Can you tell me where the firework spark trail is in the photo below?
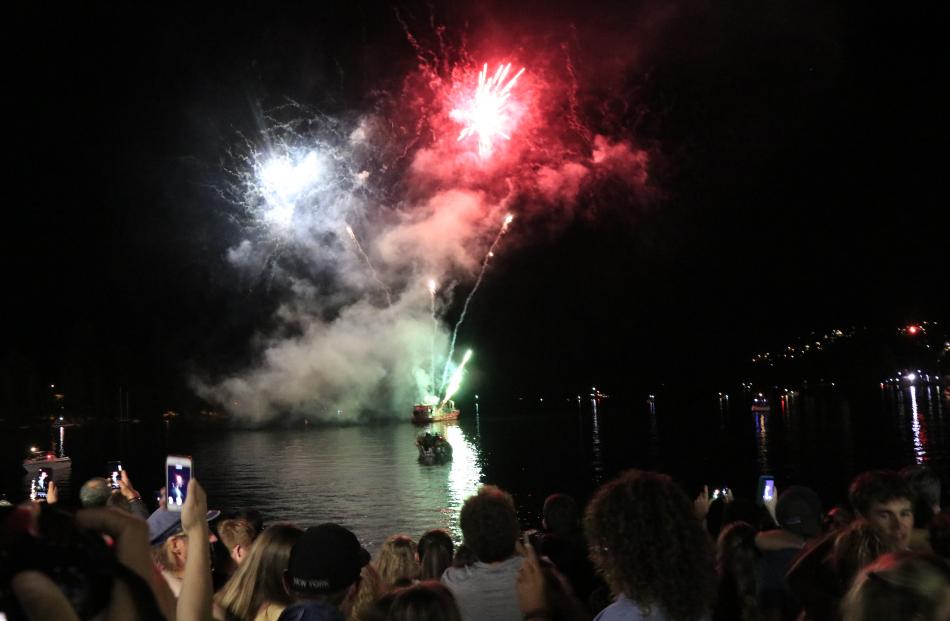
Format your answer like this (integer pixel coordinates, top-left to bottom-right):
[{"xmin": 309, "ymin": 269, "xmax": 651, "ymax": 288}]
[
  {"xmin": 439, "ymin": 214, "xmax": 514, "ymax": 391},
  {"xmin": 346, "ymin": 224, "xmax": 393, "ymax": 306},
  {"xmin": 451, "ymin": 63, "xmax": 526, "ymax": 158},
  {"xmin": 428, "ymin": 279, "xmax": 438, "ymax": 394},
  {"xmin": 562, "ymin": 39, "xmax": 593, "ymax": 146},
  {"xmin": 441, "ymin": 349, "xmax": 473, "ymax": 407}
]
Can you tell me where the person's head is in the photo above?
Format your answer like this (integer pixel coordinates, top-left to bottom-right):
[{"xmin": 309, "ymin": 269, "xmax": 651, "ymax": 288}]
[
  {"xmin": 584, "ymin": 470, "xmax": 716, "ymax": 621},
  {"xmin": 823, "ymin": 505, "xmax": 854, "ymax": 533},
  {"xmin": 285, "ymin": 523, "xmax": 371, "ymax": 606},
  {"xmin": 458, "ymin": 485, "xmax": 520, "ymax": 563},
  {"xmin": 105, "ymin": 490, "xmax": 131, "ymax": 513},
  {"xmin": 842, "ymin": 552, "xmax": 950, "ymax": 621},
  {"xmin": 216, "ymin": 523, "xmax": 303, "ymax": 621},
  {"xmin": 234, "ymin": 508, "xmax": 265, "ymax": 534},
  {"xmin": 374, "ymin": 535, "xmax": 420, "ymax": 590},
  {"xmin": 775, "ymin": 485, "xmax": 823, "ymax": 538},
  {"xmin": 542, "ymin": 493, "xmax": 580, "ymax": 536},
  {"xmin": 831, "ymin": 519, "xmax": 901, "ymax": 587},
  {"xmin": 344, "ymin": 563, "xmax": 383, "ymax": 621},
  {"xmin": 715, "ymin": 522, "xmax": 760, "ymax": 621},
  {"xmin": 79, "ymin": 478, "xmax": 112, "ymax": 508},
  {"xmin": 147, "ymin": 508, "xmax": 221, "ymax": 576},
  {"xmin": 929, "ymin": 511, "xmax": 950, "ymax": 561},
  {"xmin": 716, "ymin": 521, "xmax": 758, "ymax": 576},
  {"xmin": 451, "ymin": 544, "xmax": 477, "ymax": 568},
  {"xmin": 848, "ymin": 470, "xmax": 915, "ymax": 548},
  {"xmin": 385, "ymin": 581, "xmax": 462, "ymax": 621},
  {"xmin": 901, "ymin": 465, "xmax": 942, "ymax": 529},
  {"xmin": 218, "ymin": 517, "xmax": 258, "ymax": 565},
  {"xmin": 417, "ymin": 529, "xmax": 454, "ymax": 581}
]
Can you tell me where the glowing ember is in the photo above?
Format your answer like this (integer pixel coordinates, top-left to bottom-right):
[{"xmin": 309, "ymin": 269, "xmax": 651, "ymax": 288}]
[{"xmin": 451, "ymin": 63, "xmax": 526, "ymax": 158}]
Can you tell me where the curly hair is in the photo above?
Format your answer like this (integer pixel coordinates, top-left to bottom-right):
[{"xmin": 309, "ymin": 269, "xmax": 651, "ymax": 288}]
[
  {"xmin": 459, "ymin": 485, "xmax": 520, "ymax": 563},
  {"xmin": 374, "ymin": 535, "xmax": 420, "ymax": 590},
  {"xmin": 584, "ymin": 470, "xmax": 716, "ymax": 621}
]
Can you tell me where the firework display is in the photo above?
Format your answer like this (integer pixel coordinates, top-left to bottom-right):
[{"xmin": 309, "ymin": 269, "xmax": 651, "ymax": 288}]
[{"xmin": 197, "ymin": 22, "xmax": 651, "ymax": 423}]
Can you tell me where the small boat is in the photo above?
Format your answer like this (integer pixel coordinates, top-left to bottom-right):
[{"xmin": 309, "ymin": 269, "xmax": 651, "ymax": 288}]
[
  {"xmin": 751, "ymin": 393, "xmax": 770, "ymax": 413},
  {"xmin": 22, "ymin": 448, "xmax": 72, "ymax": 472},
  {"xmin": 416, "ymin": 432, "xmax": 453, "ymax": 464},
  {"xmin": 412, "ymin": 401, "xmax": 460, "ymax": 424}
]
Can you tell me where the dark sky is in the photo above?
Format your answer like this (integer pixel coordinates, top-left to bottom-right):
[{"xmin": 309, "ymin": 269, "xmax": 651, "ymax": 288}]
[{"xmin": 3, "ymin": 2, "xmax": 946, "ymax": 416}]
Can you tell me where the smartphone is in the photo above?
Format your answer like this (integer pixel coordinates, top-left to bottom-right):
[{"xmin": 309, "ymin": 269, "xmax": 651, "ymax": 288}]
[
  {"xmin": 107, "ymin": 461, "xmax": 123, "ymax": 490},
  {"xmin": 757, "ymin": 475, "xmax": 775, "ymax": 505},
  {"xmin": 31, "ymin": 467, "xmax": 53, "ymax": 502},
  {"xmin": 165, "ymin": 455, "xmax": 193, "ymax": 512}
]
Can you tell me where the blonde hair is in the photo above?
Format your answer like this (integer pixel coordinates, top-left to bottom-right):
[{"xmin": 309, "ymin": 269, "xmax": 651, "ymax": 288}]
[
  {"xmin": 218, "ymin": 518, "xmax": 257, "ymax": 552},
  {"xmin": 374, "ymin": 535, "xmax": 420, "ymax": 591},
  {"xmin": 842, "ymin": 552, "xmax": 950, "ymax": 621},
  {"xmin": 215, "ymin": 524, "xmax": 302, "ymax": 621},
  {"xmin": 345, "ymin": 564, "xmax": 384, "ymax": 621},
  {"xmin": 832, "ymin": 519, "xmax": 899, "ymax": 586},
  {"xmin": 152, "ymin": 534, "xmax": 186, "ymax": 573}
]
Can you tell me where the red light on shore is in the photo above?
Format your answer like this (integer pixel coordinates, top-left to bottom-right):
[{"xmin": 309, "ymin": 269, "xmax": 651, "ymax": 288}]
[{"xmin": 907, "ymin": 325, "xmax": 919, "ymax": 335}]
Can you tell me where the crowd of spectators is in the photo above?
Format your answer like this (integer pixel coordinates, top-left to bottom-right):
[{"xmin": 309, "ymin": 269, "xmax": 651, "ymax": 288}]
[{"xmin": 2, "ymin": 462, "xmax": 949, "ymax": 621}]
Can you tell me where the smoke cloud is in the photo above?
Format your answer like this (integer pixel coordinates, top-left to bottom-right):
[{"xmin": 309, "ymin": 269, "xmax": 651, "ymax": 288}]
[{"xmin": 193, "ymin": 18, "xmax": 655, "ymax": 425}]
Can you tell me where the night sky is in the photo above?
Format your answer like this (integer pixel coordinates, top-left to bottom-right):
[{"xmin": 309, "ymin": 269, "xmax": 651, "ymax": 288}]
[{"xmin": 4, "ymin": 2, "xmax": 946, "ymax": 419}]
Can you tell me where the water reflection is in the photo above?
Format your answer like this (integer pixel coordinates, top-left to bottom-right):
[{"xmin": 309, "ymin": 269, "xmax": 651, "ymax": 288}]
[
  {"xmin": 444, "ymin": 425, "xmax": 483, "ymax": 522},
  {"xmin": 754, "ymin": 413, "xmax": 770, "ymax": 473},
  {"xmin": 591, "ymin": 399, "xmax": 605, "ymax": 484},
  {"xmin": 909, "ymin": 386, "xmax": 929, "ymax": 464},
  {"xmin": 647, "ymin": 394, "xmax": 659, "ymax": 464},
  {"xmin": 178, "ymin": 421, "xmax": 487, "ymax": 553}
]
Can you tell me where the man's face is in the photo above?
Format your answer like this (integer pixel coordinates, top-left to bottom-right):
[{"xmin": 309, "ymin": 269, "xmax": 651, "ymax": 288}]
[{"xmin": 866, "ymin": 498, "xmax": 914, "ymax": 548}]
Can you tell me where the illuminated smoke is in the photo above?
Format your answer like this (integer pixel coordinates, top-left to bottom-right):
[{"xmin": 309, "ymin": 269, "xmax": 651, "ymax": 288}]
[
  {"xmin": 196, "ymin": 21, "xmax": 653, "ymax": 425},
  {"xmin": 346, "ymin": 224, "xmax": 393, "ymax": 306}
]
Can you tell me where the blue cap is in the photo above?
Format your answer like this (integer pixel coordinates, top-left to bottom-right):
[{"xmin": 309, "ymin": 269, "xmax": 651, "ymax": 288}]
[{"xmin": 147, "ymin": 508, "xmax": 221, "ymax": 546}]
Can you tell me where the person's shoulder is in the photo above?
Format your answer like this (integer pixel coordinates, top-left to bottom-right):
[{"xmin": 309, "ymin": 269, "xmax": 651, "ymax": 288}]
[
  {"xmin": 277, "ymin": 601, "xmax": 344, "ymax": 621},
  {"xmin": 593, "ymin": 596, "xmax": 648, "ymax": 621},
  {"xmin": 594, "ymin": 596, "xmax": 683, "ymax": 621},
  {"xmin": 441, "ymin": 563, "xmax": 474, "ymax": 586}
]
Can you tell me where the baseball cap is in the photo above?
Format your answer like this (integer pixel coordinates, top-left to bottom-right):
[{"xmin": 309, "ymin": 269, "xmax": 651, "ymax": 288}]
[
  {"xmin": 147, "ymin": 507, "xmax": 221, "ymax": 546},
  {"xmin": 286, "ymin": 523, "xmax": 370, "ymax": 595},
  {"xmin": 776, "ymin": 485, "xmax": 823, "ymax": 537}
]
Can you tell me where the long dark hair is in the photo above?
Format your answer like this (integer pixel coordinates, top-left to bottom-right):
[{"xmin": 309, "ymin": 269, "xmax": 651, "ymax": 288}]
[
  {"xmin": 418, "ymin": 530, "xmax": 454, "ymax": 580},
  {"xmin": 715, "ymin": 522, "xmax": 761, "ymax": 621}
]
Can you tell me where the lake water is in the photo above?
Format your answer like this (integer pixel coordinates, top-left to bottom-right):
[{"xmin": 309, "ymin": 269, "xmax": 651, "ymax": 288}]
[{"xmin": 2, "ymin": 381, "xmax": 946, "ymax": 554}]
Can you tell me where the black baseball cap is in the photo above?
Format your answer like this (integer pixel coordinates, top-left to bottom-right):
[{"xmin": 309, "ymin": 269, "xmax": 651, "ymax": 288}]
[{"xmin": 286, "ymin": 523, "xmax": 370, "ymax": 595}]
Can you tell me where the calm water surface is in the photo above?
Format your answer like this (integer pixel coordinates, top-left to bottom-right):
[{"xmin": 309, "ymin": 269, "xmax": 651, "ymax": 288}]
[{"xmin": 3, "ymin": 382, "xmax": 946, "ymax": 554}]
